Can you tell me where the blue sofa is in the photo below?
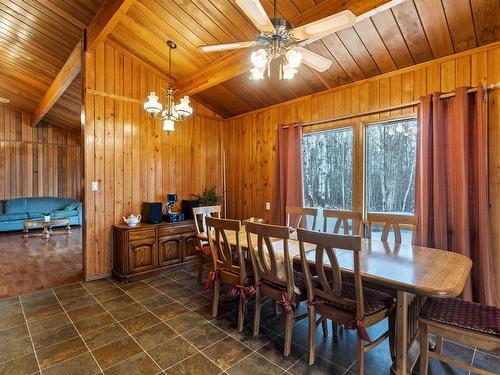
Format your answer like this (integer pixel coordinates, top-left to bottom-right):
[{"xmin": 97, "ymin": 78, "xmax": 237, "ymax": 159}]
[{"xmin": 0, "ymin": 197, "xmax": 82, "ymax": 232}]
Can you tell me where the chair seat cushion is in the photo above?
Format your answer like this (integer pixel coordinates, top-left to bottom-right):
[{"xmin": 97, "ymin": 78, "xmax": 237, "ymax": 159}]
[
  {"xmin": 315, "ymin": 282, "xmax": 394, "ymax": 316},
  {"xmin": 420, "ymin": 297, "xmax": 500, "ymax": 337}
]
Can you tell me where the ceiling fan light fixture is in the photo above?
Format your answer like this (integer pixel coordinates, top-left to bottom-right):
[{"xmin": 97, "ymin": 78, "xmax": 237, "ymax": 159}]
[
  {"xmin": 285, "ymin": 49, "xmax": 302, "ymax": 68},
  {"xmin": 250, "ymin": 66, "xmax": 266, "ymax": 80},
  {"xmin": 282, "ymin": 64, "xmax": 297, "ymax": 80},
  {"xmin": 236, "ymin": 0, "xmax": 275, "ymax": 32},
  {"xmin": 251, "ymin": 49, "xmax": 268, "ymax": 69}
]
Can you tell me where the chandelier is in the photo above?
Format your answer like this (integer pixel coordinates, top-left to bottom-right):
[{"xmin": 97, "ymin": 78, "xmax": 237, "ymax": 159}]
[{"xmin": 143, "ymin": 41, "xmax": 193, "ymax": 131}]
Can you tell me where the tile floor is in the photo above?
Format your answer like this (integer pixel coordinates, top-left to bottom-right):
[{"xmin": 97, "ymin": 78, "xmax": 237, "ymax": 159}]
[{"xmin": 0, "ymin": 264, "xmax": 499, "ymax": 375}]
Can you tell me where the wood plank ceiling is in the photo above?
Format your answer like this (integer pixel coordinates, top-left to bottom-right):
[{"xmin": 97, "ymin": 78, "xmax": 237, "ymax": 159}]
[
  {"xmin": 0, "ymin": 0, "xmax": 499, "ymax": 128},
  {"xmin": 108, "ymin": 0, "xmax": 500, "ymax": 118},
  {"xmin": 0, "ymin": 0, "xmax": 103, "ymax": 130}
]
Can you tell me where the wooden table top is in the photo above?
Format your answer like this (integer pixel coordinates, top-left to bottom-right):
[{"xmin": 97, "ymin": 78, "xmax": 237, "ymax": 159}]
[
  {"xmin": 199, "ymin": 229, "xmax": 472, "ymax": 298},
  {"xmin": 24, "ymin": 218, "xmax": 69, "ymax": 227}
]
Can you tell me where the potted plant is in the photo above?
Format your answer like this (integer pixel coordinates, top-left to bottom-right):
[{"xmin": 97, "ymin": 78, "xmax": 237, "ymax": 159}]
[
  {"xmin": 192, "ymin": 186, "xmax": 223, "ymax": 206},
  {"xmin": 42, "ymin": 212, "xmax": 51, "ymax": 222}
]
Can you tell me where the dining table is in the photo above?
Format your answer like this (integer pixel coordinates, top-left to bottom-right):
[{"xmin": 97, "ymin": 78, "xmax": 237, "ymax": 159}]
[{"xmin": 198, "ymin": 227, "xmax": 472, "ymax": 375}]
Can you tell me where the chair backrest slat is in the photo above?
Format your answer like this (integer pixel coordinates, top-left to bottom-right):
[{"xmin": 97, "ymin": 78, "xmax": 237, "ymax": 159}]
[
  {"xmin": 323, "ymin": 209, "xmax": 362, "ymax": 236},
  {"xmin": 286, "ymin": 206, "xmax": 319, "ymax": 230},
  {"xmin": 206, "ymin": 216, "xmax": 244, "ymax": 280},
  {"xmin": 193, "ymin": 205, "xmax": 221, "ymax": 235},
  {"xmin": 297, "ymin": 229, "xmax": 363, "ymax": 319},
  {"xmin": 244, "ymin": 221, "xmax": 294, "ymax": 293},
  {"xmin": 364, "ymin": 213, "xmax": 417, "ymax": 244}
]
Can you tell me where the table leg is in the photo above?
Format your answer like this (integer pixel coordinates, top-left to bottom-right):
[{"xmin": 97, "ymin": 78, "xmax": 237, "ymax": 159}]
[
  {"xmin": 66, "ymin": 223, "xmax": 71, "ymax": 236},
  {"xmin": 395, "ymin": 290, "xmax": 409, "ymax": 375},
  {"xmin": 43, "ymin": 226, "xmax": 50, "ymax": 239},
  {"xmin": 22, "ymin": 226, "xmax": 28, "ymax": 238}
]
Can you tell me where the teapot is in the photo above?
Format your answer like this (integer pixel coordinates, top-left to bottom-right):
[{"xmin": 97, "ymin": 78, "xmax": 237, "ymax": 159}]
[{"xmin": 123, "ymin": 214, "xmax": 141, "ymax": 227}]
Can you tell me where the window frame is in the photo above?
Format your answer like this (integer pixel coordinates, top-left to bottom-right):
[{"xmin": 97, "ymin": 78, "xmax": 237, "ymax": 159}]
[{"xmin": 302, "ymin": 114, "xmax": 418, "ymax": 230}]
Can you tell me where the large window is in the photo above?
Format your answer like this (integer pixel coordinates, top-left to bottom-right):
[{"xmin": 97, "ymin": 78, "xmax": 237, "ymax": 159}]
[
  {"xmin": 366, "ymin": 119, "xmax": 417, "ymax": 214},
  {"xmin": 302, "ymin": 127, "xmax": 353, "ymax": 210},
  {"xmin": 301, "ymin": 117, "xmax": 417, "ymax": 243}
]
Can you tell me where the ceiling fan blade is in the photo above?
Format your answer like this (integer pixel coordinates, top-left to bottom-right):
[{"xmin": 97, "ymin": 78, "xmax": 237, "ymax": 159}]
[
  {"xmin": 293, "ymin": 10, "xmax": 356, "ymax": 41},
  {"xmin": 198, "ymin": 41, "xmax": 256, "ymax": 53},
  {"xmin": 293, "ymin": 47, "xmax": 332, "ymax": 72},
  {"xmin": 236, "ymin": 0, "xmax": 275, "ymax": 33},
  {"xmin": 0, "ymin": 97, "xmax": 9, "ymax": 103}
]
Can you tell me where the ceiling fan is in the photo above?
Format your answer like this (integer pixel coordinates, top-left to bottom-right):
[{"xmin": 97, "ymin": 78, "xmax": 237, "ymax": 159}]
[
  {"xmin": 0, "ymin": 97, "xmax": 9, "ymax": 104},
  {"xmin": 198, "ymin": 0, "xmax": 357, "ymax": 80}
]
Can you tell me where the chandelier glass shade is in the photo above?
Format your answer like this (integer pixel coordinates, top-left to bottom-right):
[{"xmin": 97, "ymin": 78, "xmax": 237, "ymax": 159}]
[{"xmin": 143, "ymin": 41, "xmax": 192, "ymax": 131}]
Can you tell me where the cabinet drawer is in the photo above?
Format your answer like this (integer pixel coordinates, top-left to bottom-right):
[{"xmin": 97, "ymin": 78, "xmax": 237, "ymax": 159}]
[
  {"xmin": 129, "ymin": 229, "xmax": 156, "ymax": 242},
  {"xmin": 159, "ymin": 225, "xmax": 193, "ymax": 237}
]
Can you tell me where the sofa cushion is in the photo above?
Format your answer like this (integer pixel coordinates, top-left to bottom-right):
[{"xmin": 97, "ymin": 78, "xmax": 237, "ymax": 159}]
[
  {"xmin": 0, "ymin": 213, "xmax": 27, "ymax": 222},
  {"xmin": 53, "ymin": 210, "xmax": 79, "ymax": 218},
  {"xmin": 64, "ymin": 202, "xmax": 81, "ymax": 211},
  {"xmin": 26, "ymin": 197, "xmax": 78, "ymax": 213},
  {"xmin": 28, "ymin": 212, "xmax": 46, "ymax": 219},
  {"xmin": 5, "ymin": 199, "xmax": 27, "ymax": 214}
]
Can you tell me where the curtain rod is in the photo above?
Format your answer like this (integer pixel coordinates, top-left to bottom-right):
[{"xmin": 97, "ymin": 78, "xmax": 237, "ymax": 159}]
[{"xmin": 282, "ymin": 83, "xmax": 500, "ymax": 129}]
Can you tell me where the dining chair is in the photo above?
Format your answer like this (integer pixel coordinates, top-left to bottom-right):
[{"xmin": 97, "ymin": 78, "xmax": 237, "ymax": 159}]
[
  {"xmin": 419, "ymin": 297, "xmax": 500, "ymax": 375},
  {"xmin": 363, "ymin": 213, "xmax": 418, "ymax": 244},
  {"xmin": 286, "ymin": 206, "xmax": 319, "ymax": 230},
  {"xmin": 193, "ymin": 205, "xmax": 221, "ymax": 284},
  {"xmin": 205, "ymin": 216, "xmax": 251, "ymax": 332},
  {"xmin": 297, "ymin": 229, "xmax": 395, "ymax": 373},
  {"xmin": 323, "ymin": 209, "xmax": 362, "ymax": 235},
  {"xmin": 244, "ymin": 220, "xmax": 311, "ymax": 356}
]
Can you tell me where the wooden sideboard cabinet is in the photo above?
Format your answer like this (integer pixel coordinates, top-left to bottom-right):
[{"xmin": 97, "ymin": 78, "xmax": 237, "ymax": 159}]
[{"xmin": 113, "ymin": 220, "xmax": 197, "ymax": 281}]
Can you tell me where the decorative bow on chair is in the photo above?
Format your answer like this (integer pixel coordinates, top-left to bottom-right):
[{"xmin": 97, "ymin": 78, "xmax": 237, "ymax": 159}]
[{"xmin": 231, "ymin": 284, "xmax": 256, "ymax": 315}]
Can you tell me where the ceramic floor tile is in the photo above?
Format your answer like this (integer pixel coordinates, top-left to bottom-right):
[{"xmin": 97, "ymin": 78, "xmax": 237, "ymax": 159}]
[
  {"xmin": 92, "ymin": 336, "xmax": 142, "ymax": 370},
  {"xmin": 140, "ymin": 294, "xmax": 173, "ymax": 310},
  {"xmin": 165, "ymin": 311, "xmax": 207, "ymax": 334},
  {"xmin": 0, "ymin": 323, "xmax": 29, "ymax": 345},
  {"xmin": 127, "ymin": 286, "xmax": 164, "ymax": 301},
  {"xmin": 0, "ymin": 312, "xmax": 25, "ymax": 331},
  {"xmin": 108, "ymin": 302, "xmax": 147, "ymax": 321},
  {"xmin": 93, "ymin": 288, "xmax": 126, "ymax": 303},
  {"xmin": 165, "ymin": 353, "xmax": 222, "ymax": 375},
  {"xmin": 147, "ymin": 336, "xmax": 197, "ymax": 370},
  {"xmin": 288, "ymin": 355, "xmax": 345, "ymax": 375},
  {"xmin": 152, "ymin": 303, "xmax": 188, "ymax": 321},
  {"xmin": 104, "ymin": 351, "xmax": 161, "ymax": 375},
  {"xmin": 36, "ymin": 336, "xmax": 88, "ymax": 369},
  {"xmin": 121, "ymin": 312, "xmax": 161, "ymax": 335},
  {"xmin": 181, "ymin": 322, "xmax": 228, "ymax": 350},
  {"xmin": 24, "ymin": 303, "xmax": 63, "ymax": 322},
  {"xmin": 73, "ymin": 312, "xmax": 116, "ymax": 334},
  {"xmin": 227, "ymin": 352, "xmax": 283, "ymax": 375},
  {"xmin": 101, "ymin": 295, "xmax": 135, "ymax": 311},
  {"xmin": 257, "ymin": 337, "xmax": 307, "ymax": 370},
  {"xmin": 31, "ymin": 324, "xmax": 79, "ymax": 350},
  {"xmin": 202, "ymin": 336, "xmax": 252, "ymax": 370},
  {"xmin": 60, "ymin": 294, "xmax": 97, "ymax": 312},
  {"xmin": 0, "ymin": 337, "xmax": 34, "ymax": 364},
  {"xmin": 82, "ymin": 323, "xmax": 128, "ymax": 350},
  {"xmin": 67, "ymin": 302, "xmax": 106, "ymax": 322},
  {"xmin": 232, "ymin": 326, "xmax": 277, "ymax": 351},
  {"xmin": 28, "ymin": 313, "xmax": 71, "ymax": 335},
  {"xmin": 42, "ymin": 352, "xmax": 101, "ymax": 375},
  {"xmin": 132, "ymin": 323, "xmax": 177, "ymax": 350},
  {"xmin": 0, "ymin": 353, "xmax": 39, "ymax": 375}
]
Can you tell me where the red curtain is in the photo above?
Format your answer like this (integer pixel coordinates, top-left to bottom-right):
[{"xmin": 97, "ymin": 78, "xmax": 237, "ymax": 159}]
[
  {"xmin": 414, "ymin": 86, "xmax": 497, "ymax": 306},
  {"xmin": 271, "ymin": 123, "xmax": 304, "ymax": 225}
]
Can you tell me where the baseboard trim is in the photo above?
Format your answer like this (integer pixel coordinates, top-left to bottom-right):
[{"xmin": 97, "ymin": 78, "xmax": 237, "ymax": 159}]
[{"xmin": 84, "ymin": 272, "xmax": 111, "ymax": 281}]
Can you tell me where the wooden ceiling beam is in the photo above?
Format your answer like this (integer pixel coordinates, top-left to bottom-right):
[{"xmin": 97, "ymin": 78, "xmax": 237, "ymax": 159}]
[
  {"xmin": 86, "ymin": 0, "xmax": 136, "ymax": 51},
  {"xmin": 31, "ymin": 40, "xmax": 82, "ymax": 127},
  {"xmin": 31, "ymin": 0, "xmax": 135, "ymax": 127},
  {"xmin": 175, "ymin": 0, "xmax": 390, "ymax": 97}
]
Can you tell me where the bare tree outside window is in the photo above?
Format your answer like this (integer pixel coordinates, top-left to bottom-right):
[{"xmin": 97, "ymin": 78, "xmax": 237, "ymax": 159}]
[
  {"xmin": 366, "ymin": 119, "xmax": 417, "ymax": 214},
  {"xmin": 302, "ymin": 127, "xmax": 353, "ymax": 210}
]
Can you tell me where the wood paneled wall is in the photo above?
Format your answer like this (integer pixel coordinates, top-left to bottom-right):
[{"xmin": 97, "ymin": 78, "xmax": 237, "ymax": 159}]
[
  {"xmin": 83, "ymin": 41, "xmax": 225, "ymax": 278},
  {"xmin": 224, "ymin": 42, "xmax": 500, "ymax": 304},
  {"xmin": 0, "ymin": 104, "xmax": 82, "ymax": 201}
]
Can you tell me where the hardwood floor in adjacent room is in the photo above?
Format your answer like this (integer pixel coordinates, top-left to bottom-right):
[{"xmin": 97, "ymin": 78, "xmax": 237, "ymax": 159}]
[{"xmin": 0, "ymin": 228, "xmax": 83, "ymax": 298}]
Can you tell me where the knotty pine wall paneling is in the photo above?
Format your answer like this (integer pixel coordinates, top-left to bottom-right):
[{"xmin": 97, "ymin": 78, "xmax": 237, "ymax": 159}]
[
  {"xmin": 224, "ymin": 43, "xmax": 500, "ymax": 305},
  {"xmin": 0, "ymin": 104, "xmax": 81, "ymax": 201},
  {"xmin": 83, "ymin": 41, "xmax": 224, "ymax": 279}
]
